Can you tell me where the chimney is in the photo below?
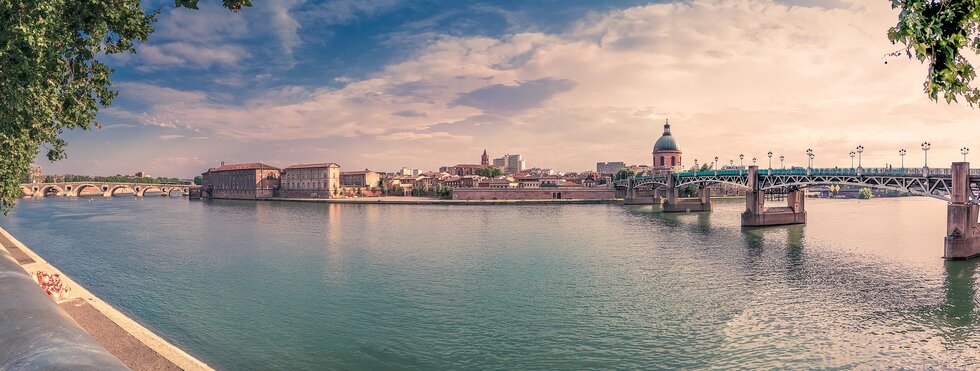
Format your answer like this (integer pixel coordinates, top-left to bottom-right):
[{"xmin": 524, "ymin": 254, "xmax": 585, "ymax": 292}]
[{"xmin": 220, "ymin": 161, "xmax": 225, "ymax": 167}]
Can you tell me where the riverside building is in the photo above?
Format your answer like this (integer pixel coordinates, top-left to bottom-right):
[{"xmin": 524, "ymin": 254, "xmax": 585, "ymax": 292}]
[
  {"xmin": 280, "ymin": 163, "xmax": 340, "ymax": 199},
  {"xmin": 201, "ymin": 162, "xmax": 280, "ymax": 199}
]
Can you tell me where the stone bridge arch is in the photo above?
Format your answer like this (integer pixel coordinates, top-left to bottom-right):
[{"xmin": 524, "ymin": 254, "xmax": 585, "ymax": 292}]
[
  {"xmin": 70, "ymin": 183, "xmax": 101, "ymax": 197},
  {"xmin": 105, "ymin": 184, "xmax": 135, "ymax": 197},
  {"xmin": 37, "ymin": 184, "xmax": 64, "ymax": 197},
  {"xmin": 20, "ymin": 186, "xmax": 32, "ymax": 197}
]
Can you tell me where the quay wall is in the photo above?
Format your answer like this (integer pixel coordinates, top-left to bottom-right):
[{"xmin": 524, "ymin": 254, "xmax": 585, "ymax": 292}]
[{"xmin": 451, "ymin": 188, "xmax": 616, "ymax": 200}]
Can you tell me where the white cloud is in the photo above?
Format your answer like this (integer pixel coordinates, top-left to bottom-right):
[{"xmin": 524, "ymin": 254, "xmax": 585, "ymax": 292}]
[
  {"xmin": 135, "ymin": 43, "xmax": 248, "ymax": 71},
  {"xmin": 109, "ymin": 0, "xmax": 980, "ymax": 170}
]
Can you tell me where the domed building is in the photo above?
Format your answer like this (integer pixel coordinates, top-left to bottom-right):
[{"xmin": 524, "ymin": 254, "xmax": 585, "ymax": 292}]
[{"xmin": 652, "ymin": 119, "xmax": 682, "ymax": 173}]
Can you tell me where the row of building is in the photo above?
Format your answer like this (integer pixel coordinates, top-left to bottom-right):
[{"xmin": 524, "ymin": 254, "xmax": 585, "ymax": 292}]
[{"xmin": 200, "ymin": 158, "xmax": 606, "ymax": 200}]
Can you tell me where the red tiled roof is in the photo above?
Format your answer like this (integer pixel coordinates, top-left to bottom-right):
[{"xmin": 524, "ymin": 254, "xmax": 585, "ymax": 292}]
[
  {"xmin": 209, "ymin": 163, "xmax": 279, "ymax": 172},
  {"xmin": 284, "ymin": 163, "xmax": 339, "ymax": 170},
  {"xmin": 341, "ymin": 171, "xmax": 375, "ymax": 175}
]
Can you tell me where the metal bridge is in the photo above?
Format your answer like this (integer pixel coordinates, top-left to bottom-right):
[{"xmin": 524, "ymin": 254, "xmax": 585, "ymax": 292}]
[
  {"xmin": 615, "ymin": 163, "xmax": 980, "ymax": 260},
  {"xmin": 617, "ymin": 167, "xmax": 980, "ymax": 202}
]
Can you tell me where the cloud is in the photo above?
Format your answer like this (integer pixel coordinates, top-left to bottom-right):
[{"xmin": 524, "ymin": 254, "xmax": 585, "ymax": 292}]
[
  {"xmin": 158, "ymin": 135, "xmax": 185, "ymax": 140},
  {"xmin": 103, "ymin": 0, "xmax": 980, "ymax": 171},
  {"xmin": 135, "ymin": 43, "xmax": 248, "ymax": 71},
  {"xmin": 451, "ymin": 78, "xmax": 577, "ymax": 114}
]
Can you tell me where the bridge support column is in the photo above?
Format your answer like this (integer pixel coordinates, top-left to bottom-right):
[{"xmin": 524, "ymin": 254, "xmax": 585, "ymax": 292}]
[
  {"xmin": 663, "ymin": 180, "xmax": 711, "ymax": 212},
  {"xmin": 945, "ymin": 162, "xmax": 980, "ymax": 259},
  {"xmin": 741, "ymin": 166, "xmax": 806, "ymax": 227},
  {"xmin": 624, "ymin": 181, "xmax": 661, "ymax": 205}
]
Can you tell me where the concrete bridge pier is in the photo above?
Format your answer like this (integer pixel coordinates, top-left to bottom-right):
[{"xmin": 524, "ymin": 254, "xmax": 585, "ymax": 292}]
[
  {"xmin": 663, "ymin": 175, "xmax": 711, "ymax": 212},
  {"xmin": 741, "ymin": 165, "xmax": 806, "ymax": 227},
  {"xmin": 945, "ymin": 162, "xmax": 980, "ymax": 259},
  {"xmin": 623, "ymin": 179, "xmax": 662, "ymax": 205}
]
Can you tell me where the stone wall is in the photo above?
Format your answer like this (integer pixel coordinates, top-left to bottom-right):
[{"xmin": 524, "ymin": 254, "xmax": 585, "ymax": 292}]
[{"xmin": 452, "ymin": 188, "xmax": 615, "ymax": 200}]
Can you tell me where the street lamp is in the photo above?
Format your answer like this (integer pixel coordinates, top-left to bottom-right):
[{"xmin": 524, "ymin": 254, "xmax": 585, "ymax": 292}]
[
  {"xmin": 694, "ymin": 159, "xmax": 699, "ymax": 171},
  {"xmin": 767, "ymin": 151, "xmax": 773, "ymax": 169},
  {"xmin": 849, "ymin": 151, "xmax": 855, "ymax": 169},
  {"xmin": 714, "ymin": 156, "xmax": 719, "ymax": 170},
  {"xmin": 962, "ymin": 147, "xmax": 970, "ymax": 162},
  {"xmin": 779, "ymin": 155, "xmax": 785, "ymax": 169},
  {"xmin": 806, "ymin": 148, "xmax": 814, "ymax": 168},
  {"xmin": 739, "ymin": 154, "xmax": 744, "ymax": 167},
  {"xmin": 752, "ymin": 157, "xmax": 757, "ymax": 165},
  {"xmin": 856, "ymin": 145, "xmax": 864, "ymax": 168},
  {"xmin": 729, "ymin": 159, "xmax": 734, "ymax": 167},
  {"xmin": 899, "ymin": 149, "xmax": 907, "ymax": 169},
  {"xmin": 921, "ymin": 142, "xmax": 931, "ymax": 168}
]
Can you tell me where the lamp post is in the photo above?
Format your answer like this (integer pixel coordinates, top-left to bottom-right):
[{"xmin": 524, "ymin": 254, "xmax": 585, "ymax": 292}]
[
  {"xmin": 849, "ymin": 151, "xmax": 855, "ymax": 169},
  {"xmin": 714, "ymin": 156, "xmax": 719, "ymax": 170},
  {"xmin": 729, "ymin": 159, "xmax": 734, "ymax": 167},
  {"xmin": 752, "ymin": 157, "xmax": 757, "ymax": 165},
  {"xmin": 856, "ymin": 145, "xmax": 864, "ymax": 169},
  {"xmin": 739, "ymin": 154, "xmax": 744, "ymax": 167},
  {"xmin": 779, "ymin": 155, "xmax": 784, "ymax": 169},
  {"xmin": 806, "ymin": 148, "xmax": 814, "ymax": 168},
  {"xmin": 767, "ymin": 151, "xmax": 773, "ymax": 169},
  {"xmin": 962, "ymin": 147, "xmax": 970, "ymax": 162},
  {"xmin": 899, "ymin": 149, "xmax": 906, "ymax": 169},
  {"xmin": 694, "ymin": 159, "xmax": 699, "ymax": 171},
  {"xmin": 921, "ymin": 142, "xmax": 931, "ymax": 168}
]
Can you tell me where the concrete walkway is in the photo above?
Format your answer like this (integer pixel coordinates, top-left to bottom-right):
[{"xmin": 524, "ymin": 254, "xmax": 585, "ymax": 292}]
[{"xmin": 0, "ymin": 227, "xmax": 211, "ymax": 371}]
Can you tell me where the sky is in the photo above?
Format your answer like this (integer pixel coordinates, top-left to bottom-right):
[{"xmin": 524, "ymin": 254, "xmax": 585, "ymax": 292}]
[{"xmin": 38, "ymin": 0, "xmax": 980, "ymax": 178}]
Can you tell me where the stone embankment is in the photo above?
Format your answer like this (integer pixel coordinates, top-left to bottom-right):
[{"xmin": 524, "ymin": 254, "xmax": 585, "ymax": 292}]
[{"xmin": 0, "ymin": 227, "xmax": 211, "ymax": 370}]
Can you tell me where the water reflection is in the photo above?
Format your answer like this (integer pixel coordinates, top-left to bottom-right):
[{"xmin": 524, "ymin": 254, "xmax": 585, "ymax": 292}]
[{"xmin": 940, "ymin": 261, "xmax": 977, "ymax": 330}]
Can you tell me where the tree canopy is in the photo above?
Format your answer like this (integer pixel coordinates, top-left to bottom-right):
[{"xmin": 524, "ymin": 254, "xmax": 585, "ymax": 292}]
[
  {"xmin": 0, "ymin": 0, "xmax": 249, "ymax": 215},
  {"xmin": 474, "ymin": 166, "xmax": 503, "ymax": 178},
  {"xmin": 890, "ymin": 0, "xmax": 980, "ymax": 106}
]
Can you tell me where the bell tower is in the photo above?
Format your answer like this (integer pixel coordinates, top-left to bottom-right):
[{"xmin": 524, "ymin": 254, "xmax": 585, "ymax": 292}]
[{"xmin": 481, "ymin": 149, "xmax": 489, "ymax": 166}]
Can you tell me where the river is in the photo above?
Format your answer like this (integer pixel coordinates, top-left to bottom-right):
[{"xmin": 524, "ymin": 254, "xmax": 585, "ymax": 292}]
[{"xmin": 1, "ymin": 196, "xmax": 978, "ymax": 369}]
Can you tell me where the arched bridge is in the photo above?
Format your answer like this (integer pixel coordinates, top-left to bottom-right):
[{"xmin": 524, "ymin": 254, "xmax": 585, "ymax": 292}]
[
  {"xmin": 616, "ymin": 163, "xmax": 980, "ymax": 260},
  {"xmin": 20, "ymin": 182, "xmax": 199, "ymax": 198}
]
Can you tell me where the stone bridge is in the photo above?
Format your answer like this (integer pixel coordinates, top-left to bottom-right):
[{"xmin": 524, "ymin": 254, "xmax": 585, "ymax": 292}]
[
  {"xmin": 20, "ymin": 182, "xmax": 198, "ymax": 198},
  {"xmin": 616, "ymin": 163, "xmax": 980, "ymax": 259}
]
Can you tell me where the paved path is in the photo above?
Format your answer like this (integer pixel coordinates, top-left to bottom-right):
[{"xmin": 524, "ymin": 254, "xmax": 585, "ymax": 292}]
[{"xmin": 0, "ymin": 228, "xmax": 210, "ymax": 371}]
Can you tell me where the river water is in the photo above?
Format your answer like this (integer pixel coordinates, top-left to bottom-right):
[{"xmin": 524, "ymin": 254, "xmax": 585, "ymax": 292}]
[{"xmin": 1, "ymin": 196, "xmax": 979, "ymax": 369}]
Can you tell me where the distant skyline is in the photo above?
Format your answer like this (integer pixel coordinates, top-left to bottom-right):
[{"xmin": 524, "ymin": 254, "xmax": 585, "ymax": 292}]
[{"xmin": 37, "ymin": 0, "xmax": 980, "ymax": 178}]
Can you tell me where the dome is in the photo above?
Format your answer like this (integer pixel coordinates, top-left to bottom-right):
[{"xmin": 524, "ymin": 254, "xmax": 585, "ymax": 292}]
[{"xmin": 652, "ymin": 121, "xmax": 679, "ymax": 152}]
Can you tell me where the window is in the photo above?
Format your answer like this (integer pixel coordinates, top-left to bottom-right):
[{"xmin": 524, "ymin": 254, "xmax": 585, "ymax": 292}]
[
  {"xmin": 660, "ymin": 156, "xmax": 665, "ymax": 166},
  {"xmin": 671, "ymin": 157, "xmax": 676, "ymax": 166}
]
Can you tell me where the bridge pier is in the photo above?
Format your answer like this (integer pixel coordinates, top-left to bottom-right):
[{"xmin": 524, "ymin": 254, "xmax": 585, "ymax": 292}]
[
  {"xmin": 945, "ymin": 162, "xmax": 980, "ymax": 259},
  {"xmin": 623, "ymin": 179, "xmax": 662, "ymax": 205},
  {"xmin": 741, "ymin": 166, "xmax": 806, "ymax": 227},
  {"xmin": 663, "ymin": 177, "xmax": 711, "ymax": 212}
]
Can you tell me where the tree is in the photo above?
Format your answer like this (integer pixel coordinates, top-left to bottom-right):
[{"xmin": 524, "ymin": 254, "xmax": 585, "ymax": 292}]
[
  {"xmin": 475, "ymin": 166, "xmax": 503, "ymax": 178},
  {"xmin": 858, "ymin": 187, "xmax": 873, "ymax": 199},
  {"xmin": 193, "ymin": 175, "xmax": 203, "ymax": 185},
  {"xmin": 614, "ymin": 168, "xmax": 635, "ymax": 181},
  {"xmin": 0, "ymin": 1, "xmax": 251, "ymax": 215},
  {"xmin": 890, "ymin": 1, "xmax": 980, "ymax": 106}
]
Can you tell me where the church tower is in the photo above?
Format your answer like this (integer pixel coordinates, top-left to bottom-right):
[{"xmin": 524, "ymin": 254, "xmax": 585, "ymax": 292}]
[{"xmin": 481, "ymin": 149, "xmax": 489, "ymax": 166}]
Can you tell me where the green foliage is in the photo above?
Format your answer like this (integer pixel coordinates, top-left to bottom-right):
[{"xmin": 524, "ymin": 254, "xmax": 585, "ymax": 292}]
[
  {"xmin": 858, "ymin": 187, "xmax": 873, "ymax": 199},
  {"xmin": 193, "ymin": 175, "xmax": 202, "ymax": 185},
  {"xmin": 614, "ymin": 168, "xmax": 635, "ymax": 181},
  {"xmin": 474, "ymin": 166, "xmax": 503, "ymax": 178},
  {"xmin": 0, "ymin": 1, "xmax": 247, "ymax": 215},
  {"xmin": 435, "ymin": 185, "xmax": 452, "ymax": 199},
  {"xmin": 889, "ymin": 0, "xmax": 980, "ymax": 105}
]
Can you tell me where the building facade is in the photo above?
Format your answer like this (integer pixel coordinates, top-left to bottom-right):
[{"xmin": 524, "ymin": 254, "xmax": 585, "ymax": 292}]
[
  {"xmin": 652, "ymin": 119, "xmax": 682, "ymax": 173},
  {"xmin": 493, "ymin": 154, "xmax": 526, "ymax": 174},
  {"xmin": 280, "ymin": 163, "xmax": 340, "ymax": 198},
  {"xmin": 201, "ymin": 162, "xmax": 280, "ymax": 199},
  {"xmin": 340, "ymin": 171, "xmax": 380, "ymax": 188},
  {"xmin": 596, "ymin": 162, "xmax": 626, "ymax": 175}
]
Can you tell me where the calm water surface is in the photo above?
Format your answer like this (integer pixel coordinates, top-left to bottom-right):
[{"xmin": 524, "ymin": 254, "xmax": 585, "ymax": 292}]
[{"xmin": 2, "ymin": 196, "xmax": 980, "ymax": 369}]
